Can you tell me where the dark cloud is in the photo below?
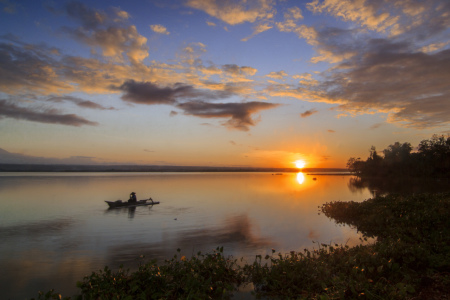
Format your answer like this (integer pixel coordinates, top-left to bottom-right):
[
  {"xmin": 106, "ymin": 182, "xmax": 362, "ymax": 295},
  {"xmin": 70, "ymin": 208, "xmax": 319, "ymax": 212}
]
[
  {"xmin": 222, "ymin": 64, "xmax": 257, "ymax": 76},
  {"xmin": 60, "ymin": 2, "xmax": 148, "ymax": 63},
  {"xmin": 178, "ymin": 101, "xmax": 280, "ymax": 131},
  {"xmin": 65, "ymin": 1, "xmax": 106, "ymax": 30},
  {"xmin": 316, "ymin": 46, "xmax": 450, "ymax": 128},
  {"xmin": 116, "ymin": 80, "xmax": 185, "ymax": 105},
  {"xmin": 116, "ymin": 80, "xmax": 236, "ymax": 105},
  {"xmin": 47, "ymin": 95, "xmax": 114, "ymax": 110},
  {"xmin": 0, "ymin": 41, "xmax": 71, "ymax": 94},
  {"xmin": 169, "ymin": 110, "xmax": 178, "ymax": 116},
  {"xmin": 300, "ymin": 108, "xmax": 318, "ymax": 118},
  {"xmin": 303, "ymin": 0, "xmax": 450, "ymax": 129},
  {"xmin": 0, "ymin": 100, "xmax": 98, "ymax": 126}
]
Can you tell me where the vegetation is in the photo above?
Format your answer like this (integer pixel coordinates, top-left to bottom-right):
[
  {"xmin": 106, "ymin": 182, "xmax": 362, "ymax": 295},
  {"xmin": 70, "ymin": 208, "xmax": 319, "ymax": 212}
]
[
  {"xmin": 346, "ymin": 134, "xmax": 450, "ymax": 178},
  {"xmin": 32, "ymin": 192, "xmax": 450, "ymax": 299},
  {"xmin": 33, "ymin": 247, "xmax": 245, "ymax": 300}
]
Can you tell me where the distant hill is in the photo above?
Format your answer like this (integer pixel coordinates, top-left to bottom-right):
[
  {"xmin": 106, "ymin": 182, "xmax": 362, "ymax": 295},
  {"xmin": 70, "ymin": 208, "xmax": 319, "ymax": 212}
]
[{"xmin": 0, "ymin": 163, "xmax": 347, "ymax": 173}]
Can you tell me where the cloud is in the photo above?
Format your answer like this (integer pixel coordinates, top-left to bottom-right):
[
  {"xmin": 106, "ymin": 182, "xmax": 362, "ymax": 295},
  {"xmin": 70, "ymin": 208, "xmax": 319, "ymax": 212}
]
[
  {"xmin": 300, "ymin": 109, "xmax": 318, "ymax": 118},
  {"xmin": 222, "ymin": 64, "xmax": 257, "ymax": 77},
  {"xmin": 266, "ymin": 70, "xmax": 288, "ymax": 80},
  {"xmin": 285, "ymin": 6, "xmax": 303, "ymax": 20},
  {"xmin": 178, "ymin": 101, "xmax": 280, "ymax": 131},
  {"xmin": 315, "ymin": 44, "xmax": 450, "ymax": 128},
  {"xmin": 62, "ymin": 1, "xmax": 148, "ymax": 63},
  {"xmin": 420, "ymin": 41, "xmax": 450, "ymax": 53},
  {"xmin": 185, "ymin": 0, "xmax": 275, "ymax": 25},
  {"xmin": 306, "ymin": 0, "xmax": 450, "ymax": 39},
  {"xmin": 0, "ymin": 41, "xmax": 74, "ymax": 94},
  {"xmin": 306, "ymin": 0, "xmax": 397, "ymax": 33},
  {"xmin": 0, "ymin": 100, "xmax": 98, "ymax": 126},
  {"xmin": 206, "ymin": 21, "xmax": 216, "ymax": 26},
  {"xmin": 241, "ymin": 23, "xmax": 273, "ymax": 41},
  {"xmin": 327, "ymin": 129, "xmax": 335, "ymax": 133},
  {"xmin": 47, "ymin": 95, "xmax": 115, "ymax": 110},
  {"xmin": 116, "ymin": 80, "xmax": 183, "ymax": 105},
  {"xmin": 294, "ymin": 73, "xmax": 319, "ymax": 86},
  {"xmin": 150, "ymin": 24, "xmax": 170, "ymax": 35},
  {"xmin": 64, "ymin": 1, "xmax": 106, "ymax": 29},
  {"xmin": 114, "ymin": 8, "xmax": 130, "ymax": 20},
  {"xmin": 370, "ymin": 123, "xmax": 383, "ymax": 129},
  {"xmin": 271, "ymin": 1, "xmax": 450, "ymax": 129},
  {"xmin": 115, "ymin": 80, "xmax": 237, "ymax": 105}
]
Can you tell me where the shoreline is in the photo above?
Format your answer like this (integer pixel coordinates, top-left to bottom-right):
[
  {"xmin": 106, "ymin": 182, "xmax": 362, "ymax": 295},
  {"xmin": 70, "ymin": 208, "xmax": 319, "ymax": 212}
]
[{"xmin": 0, "ymin": 163, "xmax": 347, "ymax": 173}]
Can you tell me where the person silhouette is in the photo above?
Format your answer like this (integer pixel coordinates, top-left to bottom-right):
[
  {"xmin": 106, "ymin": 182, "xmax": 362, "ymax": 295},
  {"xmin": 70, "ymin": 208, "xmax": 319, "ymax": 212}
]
[{"xmin": 128, "ymin": 192, "xmax": 137, "ymax": 203}]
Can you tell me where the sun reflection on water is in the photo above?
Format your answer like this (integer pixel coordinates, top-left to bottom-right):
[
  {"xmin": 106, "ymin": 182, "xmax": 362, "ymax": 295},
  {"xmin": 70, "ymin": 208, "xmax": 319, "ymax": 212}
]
[{"xmin": 296, "ymin": 172, "xmax": 305, "ymax": 184}]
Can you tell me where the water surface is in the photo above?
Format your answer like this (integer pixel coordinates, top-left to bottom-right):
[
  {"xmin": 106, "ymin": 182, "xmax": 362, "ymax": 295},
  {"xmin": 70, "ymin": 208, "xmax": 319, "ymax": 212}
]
[{"xmin": 0, "ymin": 172, "xmax": 372, "ymax": 299}]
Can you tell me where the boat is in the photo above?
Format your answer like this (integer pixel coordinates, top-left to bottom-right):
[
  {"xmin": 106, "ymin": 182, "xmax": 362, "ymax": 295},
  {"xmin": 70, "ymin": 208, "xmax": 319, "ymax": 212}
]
[{"xmin": 105, "ymin": 198, "xmax": 160, "ymax": 208}]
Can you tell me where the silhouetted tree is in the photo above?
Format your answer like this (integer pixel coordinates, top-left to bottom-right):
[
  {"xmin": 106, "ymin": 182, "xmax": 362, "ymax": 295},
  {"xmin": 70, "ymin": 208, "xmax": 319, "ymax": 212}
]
[
  {"xmin": 347, "ymin": 134, "xmax": 450, "ymax": 178},
  {"xmin": 417, "ymin": 134, "xmax": 450, "ymax": 176}
]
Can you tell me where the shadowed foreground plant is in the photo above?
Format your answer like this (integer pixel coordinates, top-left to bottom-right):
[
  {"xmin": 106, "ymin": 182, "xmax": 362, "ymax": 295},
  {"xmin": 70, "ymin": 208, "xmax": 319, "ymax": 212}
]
[{"xmin": 32, "ymin": 193, "xmax": 450, "ymax": 299}]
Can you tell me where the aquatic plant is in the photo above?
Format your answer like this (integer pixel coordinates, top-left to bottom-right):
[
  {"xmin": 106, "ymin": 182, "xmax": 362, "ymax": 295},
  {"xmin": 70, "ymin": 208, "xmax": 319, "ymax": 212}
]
[{"xmin": 32, "ymin": 193, "xmax": 450, "ymax": 299}]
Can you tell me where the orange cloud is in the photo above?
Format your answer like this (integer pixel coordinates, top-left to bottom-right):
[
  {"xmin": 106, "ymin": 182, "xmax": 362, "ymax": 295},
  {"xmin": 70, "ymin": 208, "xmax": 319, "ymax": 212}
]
[
  {"xmin": 266, "ymin": 70, "xmax": 288, "ymax": 80},
  {"xmin": 150, "ymin": 24, "xmax": 170, "ymax": 35},
  {"xmin": 185, "ymin": 0, "xmax": 275, "ymax": 25}
]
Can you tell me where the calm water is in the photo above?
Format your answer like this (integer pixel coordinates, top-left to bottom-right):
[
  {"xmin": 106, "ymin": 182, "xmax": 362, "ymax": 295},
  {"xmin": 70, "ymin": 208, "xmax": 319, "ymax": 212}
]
[{"xmin": 0, "ymin": 172, "xmax": 373, "ymax": 299}]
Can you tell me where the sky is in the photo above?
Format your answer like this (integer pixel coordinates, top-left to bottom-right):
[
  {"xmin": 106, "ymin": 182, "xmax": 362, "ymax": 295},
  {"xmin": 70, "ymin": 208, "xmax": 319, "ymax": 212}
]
[{"xmin": 0, "ymin": 0, "xmax": 449, "ymax": 168}]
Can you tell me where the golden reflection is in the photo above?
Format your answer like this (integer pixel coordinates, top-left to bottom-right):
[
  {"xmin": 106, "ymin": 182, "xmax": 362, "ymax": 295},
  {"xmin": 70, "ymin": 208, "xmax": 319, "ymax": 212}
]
[{"xmin": 296, "ymin": 172, "xmax": 305, "ymax": 184}]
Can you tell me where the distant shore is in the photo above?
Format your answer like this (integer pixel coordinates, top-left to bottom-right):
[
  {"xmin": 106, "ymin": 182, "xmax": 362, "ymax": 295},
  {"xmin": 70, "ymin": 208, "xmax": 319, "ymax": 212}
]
[{"xmin": 0, "ymin": 163, "xmax": 347, "ymax": 173}]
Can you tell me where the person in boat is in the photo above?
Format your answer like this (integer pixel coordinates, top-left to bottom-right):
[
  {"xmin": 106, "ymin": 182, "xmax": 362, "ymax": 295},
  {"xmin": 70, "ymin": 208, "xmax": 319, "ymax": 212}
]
[{"xmin": 128, "ymin": 192, "xmax": 137, "ymax": 203}]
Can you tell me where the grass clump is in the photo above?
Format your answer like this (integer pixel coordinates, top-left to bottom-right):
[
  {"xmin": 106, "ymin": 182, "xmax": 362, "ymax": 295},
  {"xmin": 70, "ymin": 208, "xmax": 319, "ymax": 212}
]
[
  {"xmin": 33, "ymin": 193, "xmax": 450, "ymax": 299},
  {"xmin": 245, "ymin": 193, "xmax": 450, "ymax": 299},
  {"xmin": 33, "ymin": 247, "xmax": 245, "ymax": 300}
]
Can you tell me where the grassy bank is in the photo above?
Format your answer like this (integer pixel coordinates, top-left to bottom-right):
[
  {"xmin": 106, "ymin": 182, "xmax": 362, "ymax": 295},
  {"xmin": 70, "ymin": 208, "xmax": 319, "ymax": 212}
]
[{"xmin": 34, "ymin": 193, "xmax": 449, "ymax": 299}]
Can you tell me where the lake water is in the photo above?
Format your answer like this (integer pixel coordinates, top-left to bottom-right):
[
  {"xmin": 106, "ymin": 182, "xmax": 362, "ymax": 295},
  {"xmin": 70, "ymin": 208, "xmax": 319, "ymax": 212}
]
[{"xmin": 0, "ymin": 172, "xmax": 374, "ymax": 299}]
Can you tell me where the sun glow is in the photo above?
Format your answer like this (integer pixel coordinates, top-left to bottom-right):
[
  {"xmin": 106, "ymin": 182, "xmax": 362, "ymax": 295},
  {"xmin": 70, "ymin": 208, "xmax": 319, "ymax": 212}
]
[{"xmin": 295, "ymin": 160, "xmax": 306, "ymax": 169}]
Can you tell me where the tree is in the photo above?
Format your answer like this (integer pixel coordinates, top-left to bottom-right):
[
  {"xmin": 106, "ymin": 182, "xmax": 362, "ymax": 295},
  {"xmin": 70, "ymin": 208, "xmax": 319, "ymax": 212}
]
[
  {"xmin": 383, "ymin": 142, "xmax": 412, "ymax": 163},
  {"xmin": 418, "ymin": 134, "xmax": 450, "ymax": 176},
  {"xmin": 346, "ymin": 157, "xmax": 364, "ymax": 174}
]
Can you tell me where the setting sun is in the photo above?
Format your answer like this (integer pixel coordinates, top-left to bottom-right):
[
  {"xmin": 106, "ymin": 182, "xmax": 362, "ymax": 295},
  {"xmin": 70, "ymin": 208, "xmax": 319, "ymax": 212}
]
[{"xmin": 295, "ymin": 160, "xmax": 306, "ymax": 169}]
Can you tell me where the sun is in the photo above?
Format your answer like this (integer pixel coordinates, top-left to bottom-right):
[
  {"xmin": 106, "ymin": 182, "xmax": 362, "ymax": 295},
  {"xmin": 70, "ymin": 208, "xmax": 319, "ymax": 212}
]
[{"xmin": 295, "ymin": 160, "xmax": 306, "ymax": 169}]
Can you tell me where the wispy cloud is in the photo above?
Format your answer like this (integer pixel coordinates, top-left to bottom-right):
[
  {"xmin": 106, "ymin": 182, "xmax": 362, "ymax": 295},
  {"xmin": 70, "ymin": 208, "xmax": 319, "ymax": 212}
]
[
  {"xmin": 47, "ymin": 95, "xmax": 115, "ymax": 110},
  {"xmin": 241, "ymin": 23, "xmax": 273, "ymax": 41},
  {"xmin": 0, "ymin": 100, "xmax": 98, "ymax": 126},
  {"xmin": 300, "ymin": 109, "xmax": 318, "ymax": 118},
  {"xmin": 185, "ymin": 0, "xmax": 275, "ymax": 25}
]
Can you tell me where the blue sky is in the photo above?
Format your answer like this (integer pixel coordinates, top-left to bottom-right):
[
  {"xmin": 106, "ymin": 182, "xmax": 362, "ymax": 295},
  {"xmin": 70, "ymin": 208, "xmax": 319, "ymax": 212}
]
[{"xmin": 0, "ymin": 0, "xmax": 449, "ymax": 168}]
